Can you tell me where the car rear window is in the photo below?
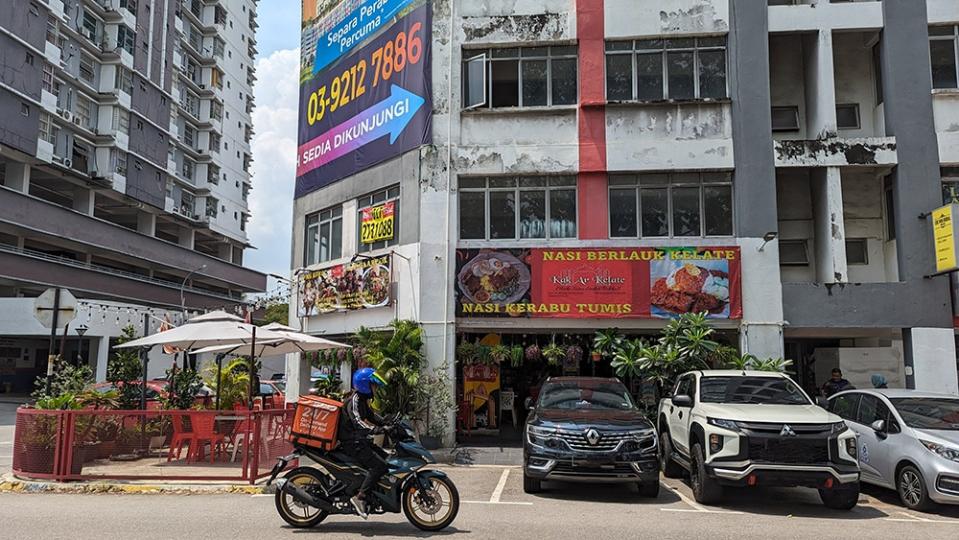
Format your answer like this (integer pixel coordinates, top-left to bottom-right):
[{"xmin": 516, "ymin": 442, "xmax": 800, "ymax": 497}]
[
  {"xmin": 700, "ymin": 376, "xmax": 810, "ymax": 405},
  {"xmin": 538, "ymin": 380, "xmax": 635, "ymax": 411}
]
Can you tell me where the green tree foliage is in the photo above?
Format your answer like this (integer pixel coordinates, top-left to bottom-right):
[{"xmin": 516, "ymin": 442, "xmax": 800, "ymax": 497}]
[
  {"xmin": 202, "ymin": 357, "xmax": 251, "ymax": 410},
  {"xmin": 355, "ymin": 320, "xmax": 425, "ymax": 418},
  {"xmin": 161, "ymin": 367, "xmax": 204, "ymax": 410},
  {"xmin": 32, "ymin": 360, "xmax": 93, "ymax": 402},
  {"xmin": 107, "ymin": 325, "xmax": 145, "ymax": 409},
  {"xmin": 262, "ymin": 303, "xmax": 289, "ymax": 326}
]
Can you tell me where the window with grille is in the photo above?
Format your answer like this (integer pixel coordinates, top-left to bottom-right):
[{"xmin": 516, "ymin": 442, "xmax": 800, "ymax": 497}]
[
  {"xmin": 459, "ymin": 176, "xmax": 577, "ymax": 240},
  {"xmin": 608, "ymin": 172, "xmax": 733, "ymax": 238},
  {"xmin": 930, "ymin": 25, "xmax": 958, "ymax": 89},
  {"xmin": 462, "ymin": 46, "xmax": 578, "ymax": 109},
  {"xmin": 305, "ymin": 206, "xmax": 343, "ymax": 265},
  {"xmin": 357, "ymin": 186, "xmax": 400, "ymax": 252},
  {"xmin": 606, "ymin": 36, "xmax": 727, "ymax": 101}
]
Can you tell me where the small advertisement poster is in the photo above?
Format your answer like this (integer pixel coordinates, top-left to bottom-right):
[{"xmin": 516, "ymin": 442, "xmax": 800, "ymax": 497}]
[
  {"xmin": 360, "ymin": 201, "xmax": 395, "ymax": 244},
  {"xmin": 455, "ymin": 247, "xmax": 742, "ymax": 319},
  {"xmin": 298, "ymin": 255, "xmax": 392, "ymax": 317},
  {"xmin": 933, "ymin": 204, "xmax": 959, "ymax": 274},
  {"xmin": 296, "ymin": 1, "xmax": 432, "ymax": 198}
]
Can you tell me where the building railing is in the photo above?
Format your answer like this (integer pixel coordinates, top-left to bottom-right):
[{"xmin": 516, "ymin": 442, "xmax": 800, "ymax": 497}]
[{"xmin": 12, "ymin": 408, "xmax": 296, "ymax": 484}]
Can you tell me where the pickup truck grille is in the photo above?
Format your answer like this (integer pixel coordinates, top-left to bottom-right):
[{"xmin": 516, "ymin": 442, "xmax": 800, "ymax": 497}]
[{"xmin": 748, "ymin": 438, "xmax": 829, "ymax": 464}]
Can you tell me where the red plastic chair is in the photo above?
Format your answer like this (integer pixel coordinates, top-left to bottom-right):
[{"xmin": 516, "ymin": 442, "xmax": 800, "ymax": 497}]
[
  {"xmin": 167, "ymin": 414, "xmax": 196, "ymax": 462},
  {"xmin": 190, "ymin": 414, "xmax": 227, "ymax": 463}
]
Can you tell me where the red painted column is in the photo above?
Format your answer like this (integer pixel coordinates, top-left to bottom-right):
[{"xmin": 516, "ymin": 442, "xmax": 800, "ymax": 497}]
[{"xmin": 576, "ymin": 0, "xmax": 608, "ymax": 240}]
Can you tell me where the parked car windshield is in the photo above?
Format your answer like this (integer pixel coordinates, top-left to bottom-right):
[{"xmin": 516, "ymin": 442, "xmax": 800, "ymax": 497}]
[
  {"xmin": 890, "ymin": 398, "xmax": 959, "ymax": 431},
  {"xmin": 538, "ymin": 381, "xmax": 635, "ymax": 411},
  {"xmin": 700, "ymin": 376, "xmax": 810, "ymax": 405}
]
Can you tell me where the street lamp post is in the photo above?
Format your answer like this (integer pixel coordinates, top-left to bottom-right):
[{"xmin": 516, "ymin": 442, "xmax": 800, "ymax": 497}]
[{"xmin": 179, "ymin": 264, "xmax": 208, "ymax": 312}]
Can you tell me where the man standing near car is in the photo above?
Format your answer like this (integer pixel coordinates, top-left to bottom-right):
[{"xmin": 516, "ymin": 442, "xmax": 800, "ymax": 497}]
[{"xmin": 821, "ymin": 368, "xmax": 854, "ymax": 397}]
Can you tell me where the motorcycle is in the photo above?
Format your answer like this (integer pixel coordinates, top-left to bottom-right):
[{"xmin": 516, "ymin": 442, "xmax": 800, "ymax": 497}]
[{"xmin": 267, "ymin": 419, "xmax": 459, "ymax": 531}]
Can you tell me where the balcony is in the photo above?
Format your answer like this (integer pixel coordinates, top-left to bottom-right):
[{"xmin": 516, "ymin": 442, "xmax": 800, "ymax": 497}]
[{"xmin": 0, "ymin": 186, "xmax": 265, "ymax": 292}]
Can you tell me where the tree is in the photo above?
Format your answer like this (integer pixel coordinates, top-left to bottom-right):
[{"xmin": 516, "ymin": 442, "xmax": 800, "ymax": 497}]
[
  {"xmin": 107, "ymin": 325, "xmax": 144, "ymax": 410},
  {"xmin": 161, "ymin": 366, "xmax": 203, "ymax": 410},
  {"xmin": 202, "ymin": 357, "xmax": 251, "ymax": 410},
  {"xmin": 262, "ymin": 303, "xmax": 289, "ymax": 326},
  {"xmin": 355, "ymin": 320, "xmax": 425, "ymax": 419}
]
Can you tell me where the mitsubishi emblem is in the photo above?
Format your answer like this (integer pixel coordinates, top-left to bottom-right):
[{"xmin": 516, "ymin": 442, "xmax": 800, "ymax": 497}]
[
  {"xmin": 780, "ymin": 424, "xmax": 797, "ymax": 437},
  {"xmin": 586, "ymin": 429, "xmax": 601, "ymax": 446}
]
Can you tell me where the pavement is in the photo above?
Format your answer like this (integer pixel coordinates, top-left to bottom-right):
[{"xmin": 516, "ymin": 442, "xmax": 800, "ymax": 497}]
[
  {"xmin": 2, "ymin": 465, "xmax": 959, "ymax": 539},
  {"xmin": 0, "ymin": 401, "xmax": 19, "ymax": 473}
]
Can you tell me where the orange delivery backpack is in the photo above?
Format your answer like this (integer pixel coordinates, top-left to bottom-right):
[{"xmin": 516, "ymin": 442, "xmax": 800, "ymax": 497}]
[{"xmin": 289, "ymin": 395, "xmax": 343, "ymax": 450}]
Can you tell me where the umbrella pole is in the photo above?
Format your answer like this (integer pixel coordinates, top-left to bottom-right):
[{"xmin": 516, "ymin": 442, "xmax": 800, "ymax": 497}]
[
  {"xmin": 215, "ymin": 353, "xmax": 224, "ymax": 411},
  {"xmin": 248, "ymin": 326, "xmax": 257, "ymax": 409}
]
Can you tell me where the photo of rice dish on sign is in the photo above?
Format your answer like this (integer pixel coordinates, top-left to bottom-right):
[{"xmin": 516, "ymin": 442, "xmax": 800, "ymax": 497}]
[
  {"xmin": 650, "ymin": 259, "xmax": 730, "ymax": 318},
  {"xmin": 360, "ymin": 263, "xmax": 391, "ymax": 308},
  {"xmin": 457, "ymin": 252, "xmax": 531, "ymax": 305}
]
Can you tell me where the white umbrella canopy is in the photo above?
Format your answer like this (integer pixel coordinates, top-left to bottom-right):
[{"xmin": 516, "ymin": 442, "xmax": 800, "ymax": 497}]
[
  {"xmin": 114, "ymin": 310, "xmax": 288, "ymax": 351},
  {"xmin": 192, "ymin": 322, "xmax": 349, "ymax": 356}
]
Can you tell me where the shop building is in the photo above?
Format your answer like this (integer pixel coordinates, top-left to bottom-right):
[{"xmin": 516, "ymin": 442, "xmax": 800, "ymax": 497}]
[
  {"xmin": 289, "ymin": 0, "xmax": 959, "ymax": 443},
  {"xmin": 0, "ymin": 0, "xmax": 266, "ymax": 392}
]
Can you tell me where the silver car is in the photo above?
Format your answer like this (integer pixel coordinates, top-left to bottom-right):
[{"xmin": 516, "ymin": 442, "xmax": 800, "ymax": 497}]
[{"xmin": 827, "ymin": 389, "xmax": 959, "ymax": 510}]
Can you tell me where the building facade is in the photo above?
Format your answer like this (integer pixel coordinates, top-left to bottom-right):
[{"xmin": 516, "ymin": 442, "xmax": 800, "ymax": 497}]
[
  {"xmin": 0, "ymin": 0, "xmax": 265, "ymax": 393},
  {"xmin": 289, "ymin": 0, "xmax": 959, "ymax": 440}
]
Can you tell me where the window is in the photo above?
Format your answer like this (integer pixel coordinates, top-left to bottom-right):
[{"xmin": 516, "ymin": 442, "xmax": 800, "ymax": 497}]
[
  {"xmin": 181, "ymin": 158, "xmax": 195, "ymax": 182},
  {"xmin": 210, "ymin": 101, "xmax": 223, "ymax": 122},
  {"xmin": 845, "ymin": 239, "xmax": 868, "ymax": 265},
  {"xmin": 79, "ymin": 53, "xmax": 96, "ymax": 85},
  {"xmin": 609, "ymin": 172, "xmax": 732, "ymax": 238},
  {"xmin": 117, "ymin": 25, "xmax": 135, "ymax": 56},
  {"xmin": 771, "ymin": 106, "xmax": 800, "ymax": 131},
  {"xmin": 75, "ymin": 95, "xmax": 93, "ymax": 128},
  {"xmin": 942, "ymin": 167, "xmax": 959, "ymax": 204},
  {"xmin": 829, "ymin": 393, "xmax": 861, "ymax": 421},
  {"xmin": 857, "ymin": 395, "xmax": 891, "ymax": 427},
  {"xmin": 459, "ymin": 176, "xmax": 577, "ymax": 240},
  {"xmin": 699, "ymin": 376, "xmax": 809, "ymax": 405},
  {"xmin": 114, "ymin": 109, "xmax": 130, "ymax": 135},
  {"xmin": 114, "ymin": 150, "xmax": 127, "ymax": 176},
  {"xmin": 116, "ymin": 68, "xmax": 133, "ymax": 94},
  {"xmin": 836, "ymin": 104, "xmax": 860, "ymax": 130},
  {"xmin": 208, "ymin": 164, "xmax": 220, "ymax": 185},
  {"xmin": 180, "ymin": 191, "xmax": 195, "ymax": 216},
  {"xmin": 606, "ymin": 37, "xmax": 727, "ymax": 101},
  {"xmin": 885, "ymin": 177, "xmax": 896, "ymax": 240},
  {"xmin": 357, "ymin": 186, "xmax": 400, "ymax": 252},
  {"xmin": 20, "ymin": 103, "xmax": 29, "ymax": 117},
  {"xmin": 929, "ymin": 25, "xmax": 958, "ymax": 89},
  {"xmin": 305, "ymin": 206, "xmax": 343, "ymax": 265},
  {"xmin": 462, "ymin": 46, "xmax": 577, "ymax": 109},
  {"xmin": 779, "ymin": 240, "xmax": 809, "ymax": 266},
  {"xmin": 209, "ymin": 132, "xmax": 221, "ymax": 153},
  {"xmin": 206, "ymin": 197, "xmax": 219, "ymax": 218},
  {"xmin": 39, "ymin": 112, "xmax": 57, "ymax": 144},
  {"xmin": 41, "ymin": 62, "xmax": 54, "ymax": 93},
  {"xmin": 46, "ymin": 19, "xmax": 58, "ymax": 45},
  {"xmin": 81, "ymin": 11, "xmax": 99, "ymax": 43},
  {"xmin": 872, "ymin": 42, "xmax": 884, "ymax": 104},
  {"xmin": 183, "ymin": 124, "xmax": 196, "ymax": 148}
]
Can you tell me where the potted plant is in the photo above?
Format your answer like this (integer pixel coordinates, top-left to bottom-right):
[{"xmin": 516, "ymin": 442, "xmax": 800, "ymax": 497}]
[
  {"xmin": 18, "ymin": 413, "xmax": 57, "ymax": 474},
  {"xmin": 510, "ymin": 346, "xmax": 524, "ymax": 368},
  {"xmin": 542, "ymin": 342, "xmax": 565, "ymax": 367},
  {"xmin": 593, "ymin": 328, "xmax": 622, "ymax": 363},
  {"xmin": 489, "ymin": 344, "xmax": 510, "ymax": 365},
  {"xmin": 524, "ymin": 344, "xmax": 541, "ymax": 363},
  {"xmin": 456, "ymin": 341, "xmax": 478, "ymax": 365}
]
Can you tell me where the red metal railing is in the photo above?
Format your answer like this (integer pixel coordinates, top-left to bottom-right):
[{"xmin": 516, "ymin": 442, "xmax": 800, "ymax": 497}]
[{"xmin": 12, "ymin": 408, "xmax": 296, "ymax": 484}]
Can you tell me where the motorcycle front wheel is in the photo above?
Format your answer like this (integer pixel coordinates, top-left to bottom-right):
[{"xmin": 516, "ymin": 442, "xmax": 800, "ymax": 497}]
[
  {"xmin": 402, "ymin": 475, "xmax": 460, "ymax": 532},
  {"xmin": 274, "ymin": 467, "xmax": 330, "ymax": 528}
]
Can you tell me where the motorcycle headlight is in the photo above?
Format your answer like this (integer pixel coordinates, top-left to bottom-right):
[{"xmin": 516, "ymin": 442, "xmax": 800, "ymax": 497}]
[
  {"xmin": 920, "ymin": 440, "xmax": 959, "ymax": 463},
  {"xmin": 707, "ymin": 418, "xmax": 740, "ymax": 431}
]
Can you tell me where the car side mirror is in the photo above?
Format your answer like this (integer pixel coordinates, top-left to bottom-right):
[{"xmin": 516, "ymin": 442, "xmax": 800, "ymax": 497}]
[
  {"xmin": 524, "ymin": 397, "xmax": 534, "ymax": 411},
  {"xmin": 816, "ymin": 397, "xmax": 829, "ymax": 408},
  {"xmin": 870, "ymin": 419, "xmax": 886, "ymax": 434},
  {"xmin": 672, "ymin": 394, "xmax": 693, "ymax": 408}
]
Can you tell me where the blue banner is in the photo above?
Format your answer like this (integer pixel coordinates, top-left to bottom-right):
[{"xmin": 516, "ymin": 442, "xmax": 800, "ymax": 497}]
[{"xmin": 313, "ymin": 0, "xmax": 416, "ymax": 73}]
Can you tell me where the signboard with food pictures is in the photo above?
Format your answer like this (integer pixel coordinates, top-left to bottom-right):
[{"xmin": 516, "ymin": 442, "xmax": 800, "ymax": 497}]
[
  {"xmin": 360, "ymin": 201, "xmax": 395, "ymax": 244},
  {"xmin": 933, "ymin": 204, "xmax": 959, "ymax": 274},
  {"xmin": 297, "ymin": 255, "xmax": 392, "ymax": 317},
  {"xmin": 455, "ymin": 247, "xmax": 742, "ymax": 319}
]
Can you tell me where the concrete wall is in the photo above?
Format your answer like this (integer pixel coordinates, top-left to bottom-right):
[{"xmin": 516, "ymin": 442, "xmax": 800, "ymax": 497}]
[
  {"xmin": 841, "ymin": 172, "xmax": 889, "ymax": 283},
  {"xmin": 605, "ymin": 0, "xmax": 729, "ymax": 39},
  {"xmin": 770, "ymin": 34, "xmax": 808, "ymax": 141},
  {"xmin": 0, "ymin": 32, "xmax": 42, "ymax": 102},
  {"xmin": 0, "ymin": 88, "xmax": 39, "ymax": 157},
  {"xmin": 0, "ymin": 0, "xmax": 47, "ymax": 50},
  {"xmin": 832, "ymin": 32, "xmax": 881, "ymax": 139}
]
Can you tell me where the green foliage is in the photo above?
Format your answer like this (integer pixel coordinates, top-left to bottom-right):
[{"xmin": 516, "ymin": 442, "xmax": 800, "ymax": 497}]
[
  {"xmin": 541, "ymin": 342, "xmax": 565, "ymax": 366},
  {"xmin": 488, "ymin": 344, "xmax": 510, "ymax": 365},
  {"xmin": 455, "ymin": 342, "xmax": 477, "ymax": 364},
  {"xmin": 77, "ymin": 389, "xmax": 120, "ymax": 410},
  {"xmin": 593, "ymin": 328, "xmax": 623, "ymax": 359},
  {"xmin": 725, "ymin": 353, "xmax": 758, "ymax": 371},
  {"xmin": 610, "ymin": 338, "xmax": 647, "ymax": 380},
  {"xmin": 202, "ymin": 357, "xmax": 251, "ymax": 410},
  {"xmin": 510, "ymin": 346, "xmax": 524, "ymax": 368},
  {"xmin": 35, "ymin": 393, "xmax": 82, "ymax": 410},
  {"xmin": 32, "ymin": 359, "xmax": 93, "ymax": 402},
  {"xmin": 107, "ymin": 325, "xmax": 145, "ymax": 409},
  {"xmin": 415, "ymin": 363, "xmax": 455, "ymax": 438},
  {"xmin": 355, "ymin": 320, "xmax": 425, "ymax": 418},
  {"xmin": 160, "ymin": 367, "xmax": 203, "ymax": 410},
  {"xmin": 262, "ymin": 303, "xmax": 289, "ymax": 326},
  {"xmin": 312, "ymin": 372, "xmax": 343, "ymax": 400},
  {"xmin": 722, "ymin": 354, "xmax": 793, "ymax": 373}
]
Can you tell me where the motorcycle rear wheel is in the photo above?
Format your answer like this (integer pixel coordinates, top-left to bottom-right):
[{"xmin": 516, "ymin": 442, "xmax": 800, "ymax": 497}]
[
  {"xmin": 402, "ymin": 475, "xmax": 460, "ymax": 532},
  {"xmin": 275, "ymin": 467, "xmax": 330, "ymax": 528}
]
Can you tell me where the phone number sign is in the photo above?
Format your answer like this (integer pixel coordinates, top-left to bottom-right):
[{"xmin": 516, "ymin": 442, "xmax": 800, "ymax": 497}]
[
  {"xmin": 295, "ymin": 3, "xmax": 432, "ymax": 199},
  {"xmin": 361, "ymin": 201, "xmax": 395, "ymax": 244}
]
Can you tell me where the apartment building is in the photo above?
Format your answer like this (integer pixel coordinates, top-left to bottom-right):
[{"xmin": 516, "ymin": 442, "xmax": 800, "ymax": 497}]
[
  {"xmin": 0, "ymin": 0, "xmax": 264, "ymax": 393},
  {"xmin": 289, "ymin": 0, "xmax": 959, "ymax": 440}
]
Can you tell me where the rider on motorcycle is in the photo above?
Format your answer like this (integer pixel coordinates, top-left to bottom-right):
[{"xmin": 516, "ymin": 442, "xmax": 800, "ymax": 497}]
[{"xmin": 340, "ymin": 367, "xmax": 389, "ymax": 518}]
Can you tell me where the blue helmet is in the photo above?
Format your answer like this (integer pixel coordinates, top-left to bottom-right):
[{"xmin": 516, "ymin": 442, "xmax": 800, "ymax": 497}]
[{"xmin": 352, "ymin": 367, "xmax": 387, "ymax": 395}]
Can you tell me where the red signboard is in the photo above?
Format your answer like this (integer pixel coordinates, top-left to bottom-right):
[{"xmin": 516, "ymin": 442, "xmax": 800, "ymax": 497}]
[{"xmin": 455, "ymin": 247, "xmax": 742, "ymax": 319}]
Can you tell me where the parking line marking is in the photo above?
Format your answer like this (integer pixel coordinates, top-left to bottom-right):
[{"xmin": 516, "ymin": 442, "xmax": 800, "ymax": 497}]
[
  {"xmin": 661, "ymin": 508, "xmax": 743, "ymax": 515},
  {"xmin": 489, "ymin": 468, "xmax": 510, "ymax": 503},
  {"xmin": 463, "ymin": 500, "xmax": 533, "ymax": 506},
  {"xmin": 897, "ymin": 511, "xmax": 934, "ymax": 522},
  {"xmin": 659, "ymin": 481, "xmax": 742, "ymax": 515},
  {"xmin": 251, "ymin": 494, "xmax": 273, "ymax": 498}
]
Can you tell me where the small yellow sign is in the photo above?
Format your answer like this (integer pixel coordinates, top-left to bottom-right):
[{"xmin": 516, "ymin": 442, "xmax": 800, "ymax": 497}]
[
  {"xmin": 933, "ymin": 204, "xmax": 958, "ymax": 273},
  {"xmin": 360, "ymin": 201, "xmax": 395, "ymax": 244}
]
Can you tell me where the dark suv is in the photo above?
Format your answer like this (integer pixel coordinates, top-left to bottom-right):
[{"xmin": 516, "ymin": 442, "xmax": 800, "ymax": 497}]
[{"xmin": 523, "ymin": 377, "xmax": 660, "ymax": 497}]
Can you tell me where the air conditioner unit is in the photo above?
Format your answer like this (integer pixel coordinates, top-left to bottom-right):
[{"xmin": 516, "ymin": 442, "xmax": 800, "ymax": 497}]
[
  {"xmin": 72, "ymin": 117, "xmax": 82, "ymax": 126},
  {"xmin": 63, "ymin": 158, "xmax": 73, "ymax": 168},
  {"xmin": 52, "ymin": 155, "xmax": 65, "ymax": 164},
  {"xmin": 61, "ymin": 111, "xmax": 73, "ymax": 121},
  {"xmin": 199, "ymin": 84, "xmax": 206, "ymax": 89}
]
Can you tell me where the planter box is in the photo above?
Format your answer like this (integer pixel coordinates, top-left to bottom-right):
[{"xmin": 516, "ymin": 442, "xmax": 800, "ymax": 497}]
[{"xmin": 18, "ymin": 445, "xmax": 54, "ymax": 474}]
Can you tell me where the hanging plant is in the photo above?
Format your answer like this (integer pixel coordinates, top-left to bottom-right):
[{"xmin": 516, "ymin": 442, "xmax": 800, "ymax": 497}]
[
  {"xmin": 489, "ymin": 344, "xmax": 510, "ymax": 365},
  {"xmin": 345, "ymin": 347, "xmax": 354, "ymax": 367},
  {"xmin": 456, "ymin": 342, "xmax": 478, "ymax": 365},
  {"xmin": 510, "ymin": 346, "xmax": 524, "ymax": 368},
  {"xmin": 336, "ymin": 347, "xmax": 347, "ymax": 363},
  {"xmin": 525, "ymin": 344, "xmax": 541, "ymax": 362},
  {"xmin": 565, "ymin": 345, "xmax": 584, "ymax": 364},
  {"xmin": 476, "ymin": 345, "xmax": 493, "ymax": 366},
  {"xmin": 542, "ymin": 342, "xmax": 565, "ymax": 367}
]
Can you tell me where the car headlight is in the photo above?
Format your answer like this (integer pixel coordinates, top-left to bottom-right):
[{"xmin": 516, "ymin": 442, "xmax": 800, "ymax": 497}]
[
  {"xmin": 920, "ymin": 440, "xmax": 959, "ymax": 463},
  {"xmin": 526, "ymin": 425, "xmax": 555, "ymax": 447},
  {"xmin": 831, "ymin": 421, "xmax": 849, "ymax": 434},
  {"xmin": 707, "ymin": 418, "xmax": 740, "ymax": 431}
]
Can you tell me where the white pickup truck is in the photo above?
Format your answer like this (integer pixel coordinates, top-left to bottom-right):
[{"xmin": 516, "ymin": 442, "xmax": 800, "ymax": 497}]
[{"xmin": 658, "ymin": 370, "xmax": 861, "ymax": 509}]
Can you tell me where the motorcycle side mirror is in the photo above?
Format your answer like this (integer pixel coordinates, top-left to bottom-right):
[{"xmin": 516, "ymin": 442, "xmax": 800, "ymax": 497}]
[{"xmin": 524, "ymin": 397, "xmax": 534, "ymax": 411}]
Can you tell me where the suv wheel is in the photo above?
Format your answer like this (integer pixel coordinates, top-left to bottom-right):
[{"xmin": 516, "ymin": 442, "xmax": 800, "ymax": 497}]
[
  {"xmin": 690, "ymin": 443, "xmax": 723, "ymax": 505},
  {"xmin": 637, "ymin": 481, "xmax": 660, "ymax": 498},
  {"xmin": 897, "ymin": 466, "xmax": 933, "ymax": 511},
  {"xmin": 819, "ymin": 482, "xmax": 859, "ymax": 510},
  {"xmin": 523, "ymin": 473, "xmax": 542, "ymax": 494},
  {"xmin": 659, "ymin": 431, "xmax": 685, "ymax": 479}
]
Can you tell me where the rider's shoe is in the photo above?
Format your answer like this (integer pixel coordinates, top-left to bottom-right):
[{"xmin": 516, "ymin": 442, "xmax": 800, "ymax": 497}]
[{"xmin": 350, "ymin": 495, "xmax": 369, "ymax": 519}]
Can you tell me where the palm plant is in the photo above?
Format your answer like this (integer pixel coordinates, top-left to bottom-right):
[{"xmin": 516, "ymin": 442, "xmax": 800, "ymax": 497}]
[
  {"xmin": 725, "ymin": 353, "xmax": 758, "ymax": 371},
  {"xmin": 356, "ymin": 320, "xmax": 425, "ymax": 418},
  {"xmin": 593, "ymin": 328, "xmax": 623, "ymax": 360},
  {"xmin": 752, "ymin": 357, "xmax": 794, "ymax": 373},
  {"xmin": 611, "ymin": 338, "xmax": 645, "ymax": 380}
]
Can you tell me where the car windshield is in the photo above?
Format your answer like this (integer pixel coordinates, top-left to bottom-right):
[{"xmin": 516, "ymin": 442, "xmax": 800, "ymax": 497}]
[
  {"xmin": 700, "ymin": 376, "xmax": 810, "ymax": 405},
  {"xmin": 890, "ymin": 398, "xmax": 959, "ymax": 431},
  {"xmin": 538, "ymin": 380, "xmax": 635, "ymax": 411}
]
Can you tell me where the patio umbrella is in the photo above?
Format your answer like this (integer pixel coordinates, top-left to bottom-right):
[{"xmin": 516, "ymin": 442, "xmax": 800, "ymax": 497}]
[
  {"xmin": 114, "ymin": 311, "xmax": 287, "ymax": 351},
  {"xmin": 192, "ymin": 322, "xmax": 350, "ymax": 357}
]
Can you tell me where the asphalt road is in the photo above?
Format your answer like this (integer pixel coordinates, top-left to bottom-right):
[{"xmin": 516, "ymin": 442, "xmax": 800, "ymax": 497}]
[
  {"xmin": 3, "ymin": 465, "xmax": 959, "ymax": 539},
  {"xmin": 0, "ymin": 401, "xmax": 18, "ymax": 472}
]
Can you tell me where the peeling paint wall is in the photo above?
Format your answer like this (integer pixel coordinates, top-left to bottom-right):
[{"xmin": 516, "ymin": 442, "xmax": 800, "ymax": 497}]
[
  {"xmin": 841, "ymin": 172, "xmax": 892, "ymax": 284},
  {"xmin": 832, "ymin": 32, "xmax": 882, "ymax": 139},
  {"xmin": 605, "ymin": 0, "xmax": 728, "ymax": 39}
]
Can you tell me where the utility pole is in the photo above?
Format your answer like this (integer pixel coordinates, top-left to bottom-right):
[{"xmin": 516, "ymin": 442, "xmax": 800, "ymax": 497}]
[
  {"xmin": 44, "ymin": 288, "xmax": 61, "ymax": 396},
  {"xmin": 140, "ymin": 313, "xmax": 150, "ymax": 411}
]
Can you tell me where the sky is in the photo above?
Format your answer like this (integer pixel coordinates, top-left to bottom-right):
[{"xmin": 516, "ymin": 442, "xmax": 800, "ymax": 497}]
[{"xmin": 245, "ymin": 1, "xmax": 302, "ymax": 287}]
